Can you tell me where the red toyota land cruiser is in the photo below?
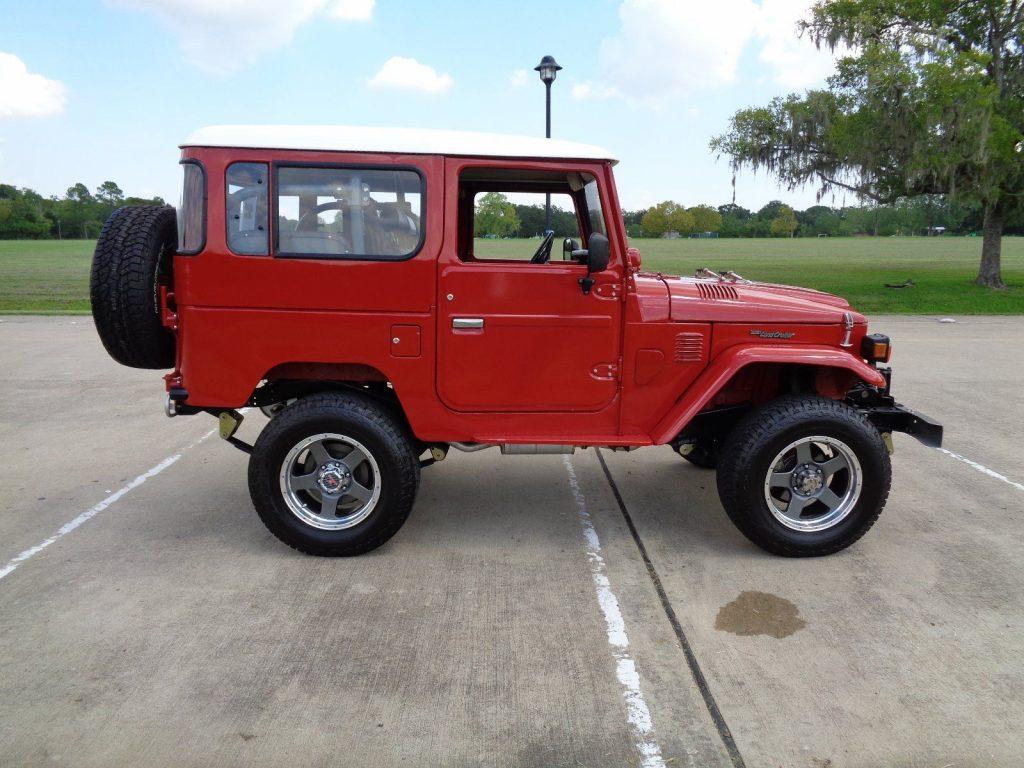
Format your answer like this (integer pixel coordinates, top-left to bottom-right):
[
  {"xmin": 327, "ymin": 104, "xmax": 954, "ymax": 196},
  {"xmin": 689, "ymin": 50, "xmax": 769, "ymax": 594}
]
[{"xmin": 90, "ymin": 125, "xmax": 942, "ymax": 558}]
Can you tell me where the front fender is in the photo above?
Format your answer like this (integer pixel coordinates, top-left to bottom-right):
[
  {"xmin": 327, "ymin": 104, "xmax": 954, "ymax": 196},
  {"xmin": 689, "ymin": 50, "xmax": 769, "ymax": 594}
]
[{"xmin": 650, "ymin": 344, "xmax": 886, "ymax": 445}]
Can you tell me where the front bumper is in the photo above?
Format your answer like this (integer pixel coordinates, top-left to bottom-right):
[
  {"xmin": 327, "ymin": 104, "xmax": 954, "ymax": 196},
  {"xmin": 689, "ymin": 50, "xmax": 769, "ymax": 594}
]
[{"xmin": 862, "ymin": 404, "xmax": 943, "ymax": 448}]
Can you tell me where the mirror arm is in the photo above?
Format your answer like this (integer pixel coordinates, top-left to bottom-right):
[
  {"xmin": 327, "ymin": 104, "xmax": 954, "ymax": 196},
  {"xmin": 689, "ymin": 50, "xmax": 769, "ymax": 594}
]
[{"xmin": 579, "ymin": 276, "xmax": 596, "ymax": 295}]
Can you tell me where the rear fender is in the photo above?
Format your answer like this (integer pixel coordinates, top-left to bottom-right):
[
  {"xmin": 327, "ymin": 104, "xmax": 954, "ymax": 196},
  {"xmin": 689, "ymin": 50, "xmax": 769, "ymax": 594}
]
[{"xmin": 650, "ymin": 344, "xmax": 886, "ymax": 445}]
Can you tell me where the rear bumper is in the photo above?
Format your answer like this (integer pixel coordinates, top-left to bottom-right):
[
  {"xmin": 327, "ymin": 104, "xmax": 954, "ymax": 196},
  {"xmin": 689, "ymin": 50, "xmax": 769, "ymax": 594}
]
[{"xmin": 862, "ymin": 404, "xmax": 943, "ymax": 448}]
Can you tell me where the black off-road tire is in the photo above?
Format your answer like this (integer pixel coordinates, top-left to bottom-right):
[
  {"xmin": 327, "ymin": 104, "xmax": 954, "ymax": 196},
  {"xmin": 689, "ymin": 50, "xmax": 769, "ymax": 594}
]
[
  {"xmin": 248, "ymin": 391, "xmax": 420, "ymax": 556},
  {"xmin": 90, "ymin": 205, "xmax": 177, "ymax": 369},
  {"xmin": 680, "ymin": 440, "xmax": 719, "ymax": 469},
  {"xmin": 716, "ymin": 395, "xmax": 891, "ymax": 557}
]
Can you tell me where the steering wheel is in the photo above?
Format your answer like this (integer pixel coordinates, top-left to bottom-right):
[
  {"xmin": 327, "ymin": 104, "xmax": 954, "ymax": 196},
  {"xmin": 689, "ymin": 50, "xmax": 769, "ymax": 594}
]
[
  {"xmin": 530, "ymin": 231, "xmax": 556, "ymax": 264},
  {"xmin": 295, "ymin": 200, "xmax": 344, "ymax": 230}
]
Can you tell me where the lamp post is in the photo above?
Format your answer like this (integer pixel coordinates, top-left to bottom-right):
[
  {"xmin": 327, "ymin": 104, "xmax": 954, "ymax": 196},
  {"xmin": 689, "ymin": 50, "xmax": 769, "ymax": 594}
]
[{"xmin": 534, "ymin": 55, "xmax": 562, "ymax": 231}]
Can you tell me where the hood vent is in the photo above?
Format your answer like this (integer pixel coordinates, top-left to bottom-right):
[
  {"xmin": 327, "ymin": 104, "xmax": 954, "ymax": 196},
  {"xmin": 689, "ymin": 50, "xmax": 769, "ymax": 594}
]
[{"xmin": 696, "ymin": 282, "xmax": 739, "ymax": 301}]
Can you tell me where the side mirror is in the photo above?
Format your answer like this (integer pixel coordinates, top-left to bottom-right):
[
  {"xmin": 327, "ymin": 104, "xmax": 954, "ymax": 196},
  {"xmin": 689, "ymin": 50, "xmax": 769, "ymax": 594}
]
[
  {"xmin": 586, "ymin": 233, "xmax": 610, "ymax": 274},
  {"xmin": 578, "ymin": 233, "xmax": 610, "ymax": 295},
  {"xmin": 562, "ymin": 237, "xmax": 580, "ymax": 260}
]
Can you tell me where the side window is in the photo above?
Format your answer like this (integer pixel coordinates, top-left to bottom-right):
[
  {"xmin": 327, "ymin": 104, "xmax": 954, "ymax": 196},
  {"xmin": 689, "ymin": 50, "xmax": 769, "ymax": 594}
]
[
  {"xmin": 226, "ymin": 162, "xmax": 268, "ymax": 255},
  {"xmin": 457, "ymin": 168, "xmax": 603, "ymax": 263},
  {"xmin": 276, "ymin": 166, "xmax": 423, "ymax": 259},
  {"xmin": 177, "ymin": 161, "xmax": 205, "ymax": 253},
  {"xmin": 470, "ymin": 191, "xmax": 577, "ymax": 261}
]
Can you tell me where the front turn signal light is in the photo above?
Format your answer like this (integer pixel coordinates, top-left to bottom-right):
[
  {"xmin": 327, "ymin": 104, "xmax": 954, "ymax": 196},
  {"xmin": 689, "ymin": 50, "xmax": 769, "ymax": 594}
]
[{"xmin": 861, "ymin": 333, "xmax": 892, "ymax": 363}]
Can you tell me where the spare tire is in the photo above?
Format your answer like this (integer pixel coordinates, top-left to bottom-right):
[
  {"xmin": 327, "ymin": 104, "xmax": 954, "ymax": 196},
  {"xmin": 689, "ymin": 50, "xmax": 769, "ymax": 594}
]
[{"xmin": 90, "ymin": 205, "xmax": 177, "ymax": 369}]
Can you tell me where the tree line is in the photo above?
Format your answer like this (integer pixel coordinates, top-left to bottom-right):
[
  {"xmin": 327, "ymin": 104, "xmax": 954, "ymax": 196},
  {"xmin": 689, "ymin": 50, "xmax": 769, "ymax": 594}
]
[
  {"xmin": 472, "ymin": 191, "xmax": 1010, "ymax": 240},
  {"xmin": 3, "ymin": 182, "xmax": 1015, "ymax": 243},
  {"xmin": 0, "ymin": 182, "xmax": 165, "ymax": 239}
]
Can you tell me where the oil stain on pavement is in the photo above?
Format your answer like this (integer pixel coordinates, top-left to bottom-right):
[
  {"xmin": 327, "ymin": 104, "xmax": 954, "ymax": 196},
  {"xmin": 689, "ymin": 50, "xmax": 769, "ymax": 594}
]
[{"xmin": 714, "ymin": 591, "xmax": 806, "ymax": 638}]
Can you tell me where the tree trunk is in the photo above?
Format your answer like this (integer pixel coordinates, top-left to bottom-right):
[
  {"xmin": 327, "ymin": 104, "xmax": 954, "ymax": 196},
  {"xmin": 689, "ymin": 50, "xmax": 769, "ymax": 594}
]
[{"xmin": 975, "ymin": 203, "xmax": 1005, "ymax": 289}]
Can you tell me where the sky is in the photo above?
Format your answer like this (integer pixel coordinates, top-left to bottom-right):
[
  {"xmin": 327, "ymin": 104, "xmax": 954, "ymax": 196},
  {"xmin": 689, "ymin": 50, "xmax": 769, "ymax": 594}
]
[{"xmin": 0, "ymin": 0, "xmax": 853, "ymax": 213}]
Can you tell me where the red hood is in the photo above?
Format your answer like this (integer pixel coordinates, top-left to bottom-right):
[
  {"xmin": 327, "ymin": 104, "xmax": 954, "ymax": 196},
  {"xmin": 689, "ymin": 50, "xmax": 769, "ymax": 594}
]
[{"xmin": 635, "ymin": 273, "xmax": 864, "ymax": 325}]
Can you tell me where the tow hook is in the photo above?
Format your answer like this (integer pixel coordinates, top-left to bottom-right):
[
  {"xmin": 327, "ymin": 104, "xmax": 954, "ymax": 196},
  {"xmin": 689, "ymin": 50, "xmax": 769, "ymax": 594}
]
[
  {"xmin": 218, "ymin": 410, "xmax": 253, "ymax": 454},
  {"xmin": 676, "ymin": 442, "xmax": 696, "ymax": 457}
]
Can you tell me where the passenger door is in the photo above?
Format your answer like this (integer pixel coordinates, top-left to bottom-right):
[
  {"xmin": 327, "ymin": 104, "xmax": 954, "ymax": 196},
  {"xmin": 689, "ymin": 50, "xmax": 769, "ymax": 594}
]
[{"xmin": 436, "ymin": 161, "xmax": 623, "ymax": 413}]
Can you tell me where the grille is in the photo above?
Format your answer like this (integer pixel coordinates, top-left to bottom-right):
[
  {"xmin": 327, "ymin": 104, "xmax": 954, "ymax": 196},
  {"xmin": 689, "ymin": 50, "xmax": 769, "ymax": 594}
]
[
  {"xmin": 695, "ymin": 282, "xmax": 739, "ymax": 301},
  {"xmin": 674, "ymin": 333, "xmax": 704, "ymax": 363}
]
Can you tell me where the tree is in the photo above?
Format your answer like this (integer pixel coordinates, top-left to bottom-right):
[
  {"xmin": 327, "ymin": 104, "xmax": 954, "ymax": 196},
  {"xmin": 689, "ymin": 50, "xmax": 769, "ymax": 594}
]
[
  {"xmin": 770, "ymin": 204, "xmax": 798, "ymax": 237},
  {"xmin": 0, "ymin": 185, "xmax": 50, "ymax": 238},
  {"xmin": 712, "ymin": 0, "xmax": 1024, "ymax": 287},
  {"xmin": 621, "ymin": 209, "xmax": 646, "ymax": 238},
  {"xmin": 65, "ymin": 183, "xmax": 94, "ymax": 204},
  {"xmin": 718, "ymin": 203, "xmax": 752, "ymax": 237},
  {"xmin": 474, "ymin": 193, "xmax": 519, "ymax": 238},
  {"xmin": 641, "ymin": 201, "xmax": 695, "ymax": 237},
  {"xmin": 687, "ymin": 204, "xmax": 723, "ymax": 233},
  {"xmin": 95, "ymin": 181, "xmax": 124, "ymax": 207}
]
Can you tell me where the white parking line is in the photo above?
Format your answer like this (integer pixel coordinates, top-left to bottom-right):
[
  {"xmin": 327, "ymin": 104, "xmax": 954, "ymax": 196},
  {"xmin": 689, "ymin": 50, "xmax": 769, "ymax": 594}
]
[
  {"xmin": 563, "ymin": 456, "xmax": 666, "ymax": 768},
  {"xmin": 937, "ymin": 448, "xmax": 1024, "ymax": 493},
  {"xmin": 0, "ymin": 427, "xmax": 217, "ymax": 583}
]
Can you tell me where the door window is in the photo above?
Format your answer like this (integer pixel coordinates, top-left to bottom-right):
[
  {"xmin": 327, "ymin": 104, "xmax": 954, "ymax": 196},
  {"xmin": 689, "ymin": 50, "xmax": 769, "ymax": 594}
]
[{"xmin": 458, "ymin": 168, "xmax": 605, "ymax": 264}]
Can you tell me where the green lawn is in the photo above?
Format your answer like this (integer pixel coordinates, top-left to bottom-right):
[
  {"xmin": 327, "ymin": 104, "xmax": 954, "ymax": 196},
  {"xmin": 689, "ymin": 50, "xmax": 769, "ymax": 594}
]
[
  {"xmin": 478, "ymin": 236, "xmax": 1024, "ymax": 314},
  {"xmin": 0, "ymin": 240, "xmax": 95, "ymax": 314},
  {"xmin": 1, "ymin": 236, "xmax": 1022, "ymax": 314}
]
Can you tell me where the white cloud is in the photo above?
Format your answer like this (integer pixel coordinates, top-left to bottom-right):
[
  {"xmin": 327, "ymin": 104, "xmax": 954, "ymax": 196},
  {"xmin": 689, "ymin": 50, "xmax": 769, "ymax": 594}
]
[
  {"xmin": 0, "ymin": 53, "xmax": 67, "ymax": 119},
  {"xmin": 575, "ymin": 0, "xmax": 843, "ymax": 106},
  {"xmin": 109, "ymin": 0, "xmax": 371, "ymax": 73},
  {"xmin": 328, "ymin": 0, "xmax": 374, "ymax": 21},
  {"xmin": 571, "ymin": 81, "xmax": 619, "ymax": 101},
  {"xmin": 369, "ymin": 56, "xmax": 452, "ymax": 94},
  {"xmin": 509, "ymin": 69, "xmax": 529, "ymax": 88},
  {"xmin": 757, "ymin": 0, "xmax": 850, "ymax": 89}
]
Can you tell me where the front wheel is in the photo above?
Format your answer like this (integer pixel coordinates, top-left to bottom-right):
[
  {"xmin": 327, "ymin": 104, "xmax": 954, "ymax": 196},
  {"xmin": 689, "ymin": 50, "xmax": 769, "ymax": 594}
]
[
  {"xmin": 248, "ymin": 392, "xmax": 420, "ymax": 556},
  {"xmin": 716, "ymin": 396, "xmax": 891, "ymax": 557}
]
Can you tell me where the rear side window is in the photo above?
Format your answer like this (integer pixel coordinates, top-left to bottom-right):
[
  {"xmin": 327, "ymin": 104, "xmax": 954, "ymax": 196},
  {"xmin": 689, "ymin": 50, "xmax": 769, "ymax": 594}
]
[
  {"xmin": 177, "ymin": 161, "xmax": 205, "ymax": 254},
  {"xmin": 276, "ymin": 166, "xmax": 423, "ymax": 259},
  {"xmin": 226, "ymin": 162, "xmax": 268, "ymax": 255}
]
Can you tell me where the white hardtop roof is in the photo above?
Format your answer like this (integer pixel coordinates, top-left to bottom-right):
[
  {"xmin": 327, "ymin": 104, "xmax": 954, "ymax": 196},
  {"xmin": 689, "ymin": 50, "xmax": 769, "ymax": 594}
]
[{"xmin": 183, "ymin": 125, "xmax": 617, "ymax": 163}]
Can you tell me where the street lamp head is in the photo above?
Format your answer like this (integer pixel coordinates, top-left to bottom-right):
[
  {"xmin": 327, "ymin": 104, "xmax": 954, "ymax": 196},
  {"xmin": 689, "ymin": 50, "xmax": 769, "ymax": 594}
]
[{"xmin": 534, "ymin": 55, "xmax": 562, "ymax": 84}]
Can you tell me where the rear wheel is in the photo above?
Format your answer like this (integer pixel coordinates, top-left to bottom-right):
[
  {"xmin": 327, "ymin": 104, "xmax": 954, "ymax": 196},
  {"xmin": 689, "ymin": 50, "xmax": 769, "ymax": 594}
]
[
  {"xmin": 716, "ymin": 395, "xmax": 891, "ymax": 557},
  {"xmin": 248, "ymin": 392, "xmax": 420, "ymax": 556}
]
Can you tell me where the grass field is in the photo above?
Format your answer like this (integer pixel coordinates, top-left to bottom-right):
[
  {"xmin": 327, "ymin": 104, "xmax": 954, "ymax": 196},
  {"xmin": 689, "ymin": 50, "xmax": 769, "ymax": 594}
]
[{"xmin": 1, "ymin": 236, "xmax": 1022, "ymax": 314}]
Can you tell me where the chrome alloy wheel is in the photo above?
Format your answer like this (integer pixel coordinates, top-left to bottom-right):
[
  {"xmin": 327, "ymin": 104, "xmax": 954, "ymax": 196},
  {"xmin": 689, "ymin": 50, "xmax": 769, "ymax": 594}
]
[
  {"xmin": 762, "ymin": 435, "xmax": 862, "ymax": 532},
  {"xmin": 279, "ymin": 433, "xmax": 381, "ymax": 530}
]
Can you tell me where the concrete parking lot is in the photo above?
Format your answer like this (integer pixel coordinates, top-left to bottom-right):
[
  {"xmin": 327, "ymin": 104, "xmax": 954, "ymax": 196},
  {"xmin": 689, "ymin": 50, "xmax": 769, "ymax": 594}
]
[{"xmin": 1, "ymin": 315, "xmax": 1021, "ymax": 768}]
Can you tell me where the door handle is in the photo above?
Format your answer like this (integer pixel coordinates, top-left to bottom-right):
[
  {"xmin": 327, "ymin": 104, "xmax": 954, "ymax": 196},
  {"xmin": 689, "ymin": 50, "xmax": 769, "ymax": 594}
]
[{"xmin": 452, "ymin": 318, "xmax": 484, "ymax": 329}]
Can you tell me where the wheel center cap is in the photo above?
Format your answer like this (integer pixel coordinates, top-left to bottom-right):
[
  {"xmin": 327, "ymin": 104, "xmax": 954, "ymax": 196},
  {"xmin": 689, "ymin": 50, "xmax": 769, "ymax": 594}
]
[
  {"xmin": 791, "ymin": 463, "xmax": 824, "ymax": 495},
  {"xmin": 317, "ymin": 462, "xmax": 351, "ymax": 494}
]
